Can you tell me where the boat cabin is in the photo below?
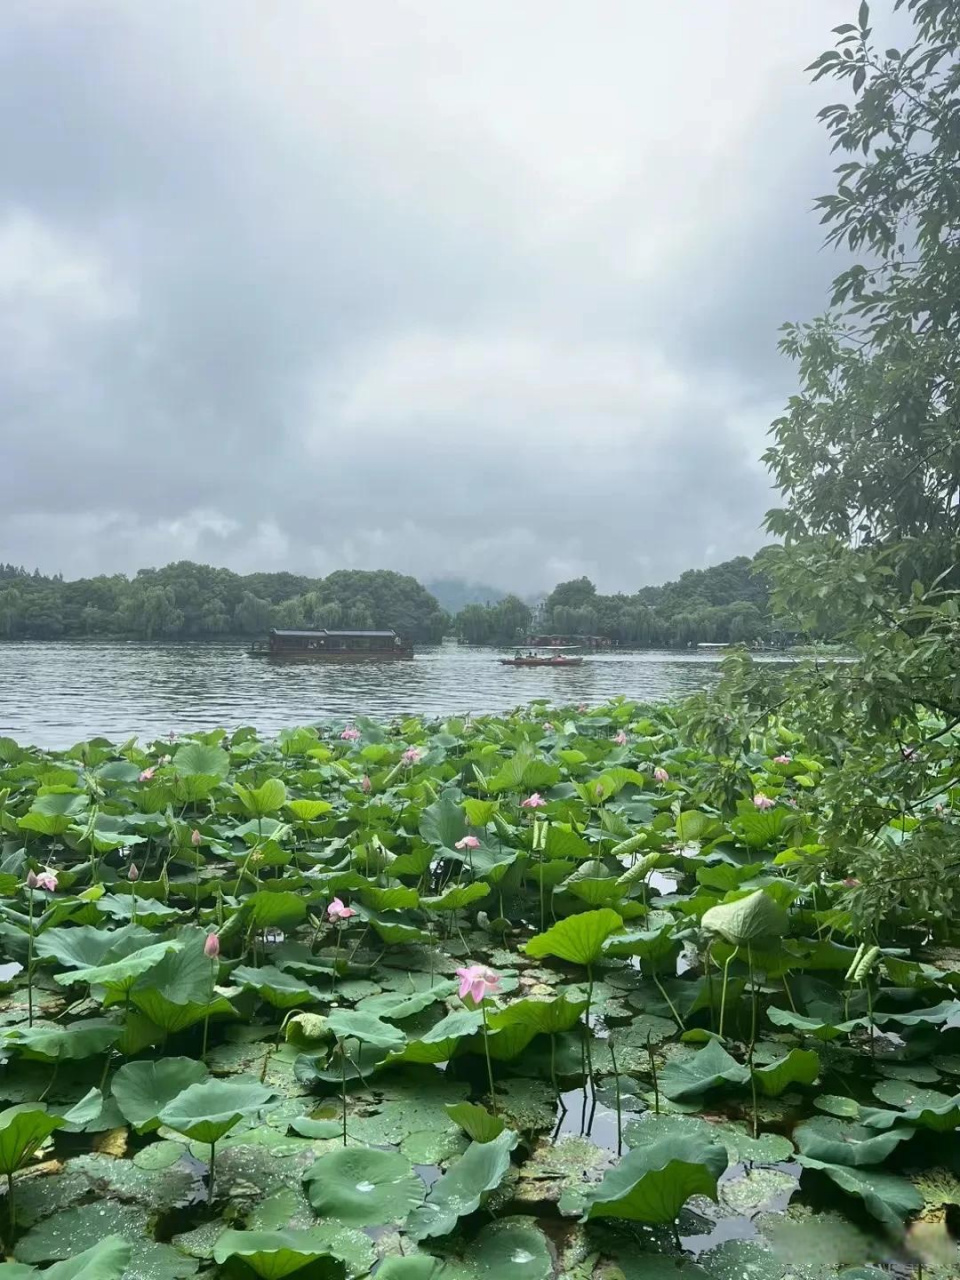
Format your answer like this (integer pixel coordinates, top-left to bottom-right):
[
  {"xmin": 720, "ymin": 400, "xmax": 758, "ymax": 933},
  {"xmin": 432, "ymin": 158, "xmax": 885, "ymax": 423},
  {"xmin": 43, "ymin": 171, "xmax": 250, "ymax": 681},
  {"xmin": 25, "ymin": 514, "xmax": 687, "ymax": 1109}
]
[{"xmin": 250, "ymin": 629, "xmax": 413, "ymax": 661}]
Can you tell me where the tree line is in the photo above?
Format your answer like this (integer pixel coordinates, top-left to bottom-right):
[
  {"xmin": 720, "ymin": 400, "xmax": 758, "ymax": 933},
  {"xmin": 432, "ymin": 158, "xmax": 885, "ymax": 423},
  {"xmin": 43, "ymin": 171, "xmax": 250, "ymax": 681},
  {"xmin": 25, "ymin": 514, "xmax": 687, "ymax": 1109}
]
[
  {"xmin": 0, "ymin": 554, "xmax": 786, "ymax": 648},
  {"xmin": 454, "ymin": 553, "xmax": 781, "ymax": 647},
  {"xmin": 0, "ymin": 563, "xmax": 448, "ymax": 643}
]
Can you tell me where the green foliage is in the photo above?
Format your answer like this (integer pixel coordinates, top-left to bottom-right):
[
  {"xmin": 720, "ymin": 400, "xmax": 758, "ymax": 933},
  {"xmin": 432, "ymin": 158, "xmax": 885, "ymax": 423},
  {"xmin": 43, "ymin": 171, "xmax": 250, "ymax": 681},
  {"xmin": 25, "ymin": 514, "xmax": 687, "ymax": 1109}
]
[{"xmin": 579, "ymin": 1132, "xmax": 728, "ymax": 1223}]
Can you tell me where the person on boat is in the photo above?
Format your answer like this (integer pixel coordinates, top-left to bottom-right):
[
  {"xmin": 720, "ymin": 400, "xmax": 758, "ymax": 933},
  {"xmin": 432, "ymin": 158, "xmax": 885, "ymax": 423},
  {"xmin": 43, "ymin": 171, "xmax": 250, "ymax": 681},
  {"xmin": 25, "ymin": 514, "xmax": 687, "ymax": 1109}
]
[{"xmin": 514, "ymin": 650, "xmax": 522, "ymax": 660}]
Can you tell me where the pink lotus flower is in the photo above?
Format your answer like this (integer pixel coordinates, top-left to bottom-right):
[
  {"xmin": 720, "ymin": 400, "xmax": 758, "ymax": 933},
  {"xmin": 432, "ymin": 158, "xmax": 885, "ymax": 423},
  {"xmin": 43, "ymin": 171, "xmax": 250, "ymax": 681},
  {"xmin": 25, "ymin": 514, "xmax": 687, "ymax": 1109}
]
[
  {"xmin": 577, "ymin": 703, "xmax": 588, "ymax": 712},
  {"xmin": 204, "ymin": 933, "xmax": 220, "ymax": 958},
  {"xmin": 402, "ymin": 747, "xmax": 422, "ymax": 766},
  {"xmin": 139, "ymin": 767, "xmax": 156, "ymax": 782},
  {"xmin": 128, "ymin": 864, "xmax": 139, "ymax": 882},
  {"xmin": 521, "ymin": 793, "xmax": 546, "ymax": 809},
  {"xmin": 191, "ymin": 828, "xmax": 202, "ymax": 846},
  {"xmin": 25, "ymin": 870, "xmax": 38, "ymax": 890},
  {"xmin": 842, "ymin": 877, "xmax": 860, "ymax": 888},
  {"xmin": 327, "ymin": 897, "xmax": 356, "ymax": 921},
  {"xmin": 455, "ymin": 835, "xmax": 480, "ymax": 851},
  {"xmin": 456, "ymin": 964, "xmax": 502, "ymax": 1004},
  {"xmin": 753, "ymin": 793, "xmax": 775, "ymax": 810},
  {"xmin": 32, "ymin": 870, "xmax": 58, "ymax": 892},
  {"xmin": 361, "ymin": 775, "xmax": 371, "ymax": 793},
  {"xmin": 773, "ymin": 754, "xmax": 791, "ymax": 765},
  {"xmin": 654, "ymin": 767, "xmax": 669, "ymax": 784},
  {"xmin": 614, "ymin": 731, "xmax": 627, "ymax": 746},
  {"xmin": 340, "ymin": 727, "xmax": 361, "ymax": 741}
]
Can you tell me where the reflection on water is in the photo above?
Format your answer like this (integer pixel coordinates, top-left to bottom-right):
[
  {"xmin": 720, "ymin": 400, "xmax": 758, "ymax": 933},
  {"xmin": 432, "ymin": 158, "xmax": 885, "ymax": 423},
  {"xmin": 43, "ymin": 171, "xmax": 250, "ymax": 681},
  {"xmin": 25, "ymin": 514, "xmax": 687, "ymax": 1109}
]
[{"xmin": 0, "ymin": 642, "xmax": 798, "ymax": 748}]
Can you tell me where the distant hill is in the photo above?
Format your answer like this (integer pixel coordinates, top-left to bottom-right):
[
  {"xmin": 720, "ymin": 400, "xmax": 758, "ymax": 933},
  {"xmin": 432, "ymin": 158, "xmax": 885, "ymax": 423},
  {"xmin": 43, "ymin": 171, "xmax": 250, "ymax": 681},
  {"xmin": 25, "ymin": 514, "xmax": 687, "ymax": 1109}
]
[{"xmin": 426, "ymin": 579, "xmax": 506, "ymax": 614}]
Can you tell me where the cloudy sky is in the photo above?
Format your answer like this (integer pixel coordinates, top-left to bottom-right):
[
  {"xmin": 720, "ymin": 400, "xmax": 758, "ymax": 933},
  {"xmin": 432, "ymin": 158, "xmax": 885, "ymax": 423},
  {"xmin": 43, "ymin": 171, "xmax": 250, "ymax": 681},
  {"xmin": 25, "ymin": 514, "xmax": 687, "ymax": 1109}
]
[{"xmin": 0, "ymin": 1, "xmax": 875, "ymax": 593}]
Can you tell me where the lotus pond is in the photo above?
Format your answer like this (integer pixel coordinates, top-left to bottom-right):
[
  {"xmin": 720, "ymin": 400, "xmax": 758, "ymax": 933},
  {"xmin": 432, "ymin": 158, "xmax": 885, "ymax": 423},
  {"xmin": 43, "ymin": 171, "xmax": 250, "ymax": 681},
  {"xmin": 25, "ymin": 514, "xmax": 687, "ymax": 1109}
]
[{"xmin": 0, "ymin": 702, "xmax": 956, "ymax": 1279}]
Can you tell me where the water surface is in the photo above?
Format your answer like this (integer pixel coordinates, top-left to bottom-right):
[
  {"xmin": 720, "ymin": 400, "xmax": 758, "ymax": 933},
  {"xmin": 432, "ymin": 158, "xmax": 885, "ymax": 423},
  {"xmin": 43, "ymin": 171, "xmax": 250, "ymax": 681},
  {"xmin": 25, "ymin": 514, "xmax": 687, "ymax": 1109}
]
[{"xmin": 0, "ymin": 642, "xmax": 797, "ymax": 748}]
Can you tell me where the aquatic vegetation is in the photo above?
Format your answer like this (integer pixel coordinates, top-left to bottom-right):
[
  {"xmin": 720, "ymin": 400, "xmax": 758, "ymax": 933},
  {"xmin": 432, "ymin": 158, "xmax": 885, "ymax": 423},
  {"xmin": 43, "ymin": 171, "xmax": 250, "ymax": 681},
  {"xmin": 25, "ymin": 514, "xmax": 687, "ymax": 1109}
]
[{"xmin": 0, "ymin": 700, "xmax": 958, "ymax": 1278}]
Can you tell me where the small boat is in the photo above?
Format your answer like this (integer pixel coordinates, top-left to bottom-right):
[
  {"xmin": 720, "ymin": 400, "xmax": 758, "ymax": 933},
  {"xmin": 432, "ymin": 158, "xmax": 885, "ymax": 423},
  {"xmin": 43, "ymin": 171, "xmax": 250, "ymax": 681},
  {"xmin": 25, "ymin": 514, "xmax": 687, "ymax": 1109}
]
[
  {"xmin": 249, "ymin": 628, "xmax": 413, "ymax": 662},
  {"xmin": 499, "ymin": 646, "xmax": 584, "ymax": 668}
]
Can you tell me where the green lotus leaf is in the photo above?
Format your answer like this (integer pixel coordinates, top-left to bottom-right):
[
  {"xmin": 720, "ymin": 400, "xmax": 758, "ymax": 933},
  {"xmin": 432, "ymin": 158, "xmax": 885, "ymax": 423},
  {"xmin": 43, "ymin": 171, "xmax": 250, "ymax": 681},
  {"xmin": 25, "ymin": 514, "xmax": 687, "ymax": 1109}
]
[
  {"xmin": 659, "ymin": 1040, "xmax": 750, "ymax": 1102},
  {"xmin": 7, "ymin": 1236, "xmax": 133, "ymax": 1280},
  {"xmin": 18, "ymin": 792, "xmax": 89, "ymax": 836},
  {"xmin": 173, "ymin": 742, "xmax": 230, "ymax": 779},
  {"xmin": 420, "ymin": 794, "xmax": 467, "ymax": 848},
  {"xmin": 579, "ymin": 1132, "xmax": 728, "ymax": 1223},
  {"xmin": 34, "ymin": 923, "xmax": 155, "ymax": 970},
  {"xmin": 357, "ymin": 981, "xmax": 456, "ymax": 1021},
  {"xmin": 247, "ymin": 891, "xmax": 308, "ymax": 931},
  {"xmin": 303, "ymin": 1147, "xmax": 425, "ymax": 1226},
  {"xmin": 421, "ymin": 882, "xmax": 490, "ymax": 912},
  {"xmin": 405, "ymin": 1130, "xmax": 519, "ymax": 1241},
  {"xmin": 212, "ymin": 1229, "xmax": 345, "ymax": 1280},
  {"xmin": 444, "ymin": 1102, "xmax": 505, "ymax": 1143},
  {"xmin": 111, "ymin": 1057, "xmax": 209, "ymax": 1134},
  {"xmin": 523, "ymin": 909, "xmax": 623, "ymax": 966},
  {"xmin": 385, "ymin": 1010, "xmax": 483, "ymax": 1064},
  {"xmin": 700, "ymin": 890, "xmax": 787, "ymax": 946},
  {"xmin": 469, "ymin": 1217, "xmax": 553, "ymax": 1280},
  {"xmin": 158, "ymin": 1076, "xmax": 278, "ymax": 1145},
  {"xmin": 602, "ymin": 921, "xmax": 680, "ymax": 964},
  {"xmin": 860, "ymin": 1091, "xmax": 960, "ymax": 1132},
  {"xmin": 871, "ymin": 1080, "xmax": 950, "ymax": 1111},
  {"xmin": 285, "ymin": 798, "xmax": 334, "ymax": 822},
  {"xmin": 488, "ymin": 995, "xmax": 587, "ymax": 1036},
  {"xmin": 559, "ymin": 861, "xmax": 620, "ymax": 907},
  {"xmin": 766, "ymin": 1005, "xmax": 862, "ymax": 1041},
  {"xmin": 235, "ymin": 777, "xmax": 287, "ymax": 817},
  {"xmin": 232, "ymin": 964, "xmax": 325, "ymax": 1008},
  {"xmin": 796, "ymin": 1157, "xmax": 923, "ymax": 1233},
  {"xmin": 0, "ymin": 1105, "xmax": 63, "ymax": 1176},
  {"xmin": 325, "ymin": 1009, "xmax": 406, "ymax": 1051},
  {"xmin": 54, "ymin": 941, "xmax": 181, "ymax": 998},
  {"xmin": 374, "ymin": 1259, "xmax": 448, "ymax": 1280},
  {"xmin": 793, "ymin": 1116, "xmax": 915, "ymax": 1167},
  {"xmin": 359, "ymin": 885, "xmax": 421, "ymax": 912},
  {"xmin": 753, "ymin": 1048, "xmax": 820, "ymax": 1097},
  {"xmin": 5, "ymin": 1019, "xmax": 122, "ymax": 1063}
]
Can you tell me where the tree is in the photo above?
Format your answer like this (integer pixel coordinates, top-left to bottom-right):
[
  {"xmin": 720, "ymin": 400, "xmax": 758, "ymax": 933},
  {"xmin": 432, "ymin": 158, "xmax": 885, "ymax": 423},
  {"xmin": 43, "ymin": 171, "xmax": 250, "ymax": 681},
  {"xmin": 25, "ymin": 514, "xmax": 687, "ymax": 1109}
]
[
  {"xmin": 764, "ymin": 0, "xmax": 960, "ymax": 552},
  {"xmin": 689, "ymin": 1, "xmax": 960, "ymax": 928},
  {"xmin": 543, "ymin": 577, "xmax": 597, "ymax": 614}
]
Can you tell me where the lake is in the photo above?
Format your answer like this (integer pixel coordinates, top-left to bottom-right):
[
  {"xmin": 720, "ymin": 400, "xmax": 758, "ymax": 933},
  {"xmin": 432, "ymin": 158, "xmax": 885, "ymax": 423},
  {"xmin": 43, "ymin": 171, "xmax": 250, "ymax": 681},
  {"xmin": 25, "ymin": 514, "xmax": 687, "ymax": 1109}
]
[{"xmin": 0, "ymin": 641, "xmax": 797, "ymax": 748}]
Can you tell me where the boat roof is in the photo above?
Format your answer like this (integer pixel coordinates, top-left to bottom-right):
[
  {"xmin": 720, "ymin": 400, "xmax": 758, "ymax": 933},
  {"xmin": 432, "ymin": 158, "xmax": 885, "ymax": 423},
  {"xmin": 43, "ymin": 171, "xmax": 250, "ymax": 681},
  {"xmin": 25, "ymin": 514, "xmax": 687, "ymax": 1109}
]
[{"xmin": 271, "ymin": 629, "xmax": 398, "ymax": 639}]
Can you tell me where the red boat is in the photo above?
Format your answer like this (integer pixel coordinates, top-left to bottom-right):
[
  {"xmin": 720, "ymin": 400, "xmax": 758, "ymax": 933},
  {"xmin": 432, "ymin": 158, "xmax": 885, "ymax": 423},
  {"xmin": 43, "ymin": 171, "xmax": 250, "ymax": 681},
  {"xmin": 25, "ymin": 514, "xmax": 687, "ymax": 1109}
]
[{"xmin": 499, "ymin": 647, "xmax": 584, "ymax": 668}]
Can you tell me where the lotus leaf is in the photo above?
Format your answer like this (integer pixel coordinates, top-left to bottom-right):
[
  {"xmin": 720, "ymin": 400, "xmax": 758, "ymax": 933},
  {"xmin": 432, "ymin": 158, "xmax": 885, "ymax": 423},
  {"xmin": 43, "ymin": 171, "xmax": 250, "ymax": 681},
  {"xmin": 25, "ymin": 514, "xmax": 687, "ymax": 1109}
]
[
  {"xmin": 212, "ymin": 1229, "xmax": 346, "ymax": 1280},
  {"xmin": 659, "ymin": 1040, "xmax": 750, "ymax": 1101},
  {"xmin": 700, "ymin": 890, "xmax": 787, "ymax": 945},
  {"xmin": 158, "ymin": 1076, "xmax": 277, "ymax": 1144},
  {"xmin": 523, "ymin": 908, "xmax": 623, "ymax": 966},
  {"xmin": 444, "ymin": 1101, "xmax": 505, "ymax": 1143},
  {"xmin": 406, "ymin": 1130, "xmax": 518, "ymax": 1241},
  {"xmin": 303, "ymin": 1147, "xmax": 425, "ymax": 1226},
  {"xmin": 793, "ymin": 1116, "xmax": 915, "ymax": 1167},
  {"xmin": 112, "ymin": 1057, "xmax": 209, "ymax": 1133},
  {"xmin": 579, "ymin": 1132, "xmax": 728, "ymax": 1223},
  {"xmin": 753, "ymin": 1048, "xmax": 821, "ymax": 1097},
  {"xmin": 0, "ymin": 1105, "xmax": 63, "ymax": 1176},
  {"xmin": 796, "ymin": 1156, "xmax": 923, "ymax": 1233}
]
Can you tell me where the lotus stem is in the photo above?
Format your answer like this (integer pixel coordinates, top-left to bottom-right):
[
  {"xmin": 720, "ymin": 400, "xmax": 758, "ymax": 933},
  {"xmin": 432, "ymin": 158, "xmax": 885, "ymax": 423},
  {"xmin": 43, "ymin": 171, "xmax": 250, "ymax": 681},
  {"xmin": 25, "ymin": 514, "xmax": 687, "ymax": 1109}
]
[
  {"xmin": 208, "ymin": 1141, "xmax": 217, "ymax": 1204},
  {"xmin": 652, "ymin": 969, "xmax": 684, "ymax": 1031},
  {"xmin": 340, "ymin": 1036, "xmax": 348, "ymax": 1146},
  {"xmin": 7, "ymin": 1172, "xmax": 14, "ymax": 1240},
  {"xmin": 609, "ymin": 1041, "xmax": 623, "ymax": 1156},
  {"xmin": 26, "ymin": 888, "xmax": 34, "ymax": 1029},
  {"xmin": 718, "ymin": 945, "xmax": 739, "ymax": 1040},
  {"xmin": 583, "ymin": 967, "xmax": 595, "ymax": 1084},
  {"xmin": 480, "ymin": 1004, "xmax": 498, "ymax": 1117},
  {"xmin": 646, "ymin": 1030, "xmax": 660, "ymax": 1116},
  {"xmin": 747, "ymin": 945, "xmax": 758, "ymax": 1139}
]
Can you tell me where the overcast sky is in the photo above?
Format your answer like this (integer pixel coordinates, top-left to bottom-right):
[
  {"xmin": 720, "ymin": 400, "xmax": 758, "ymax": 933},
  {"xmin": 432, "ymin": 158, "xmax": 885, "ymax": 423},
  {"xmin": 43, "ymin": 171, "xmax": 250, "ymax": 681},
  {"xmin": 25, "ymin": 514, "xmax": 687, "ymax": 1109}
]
[{"xmin": 0, "ymin": 1, "xmax": 876, "ymax": 593}]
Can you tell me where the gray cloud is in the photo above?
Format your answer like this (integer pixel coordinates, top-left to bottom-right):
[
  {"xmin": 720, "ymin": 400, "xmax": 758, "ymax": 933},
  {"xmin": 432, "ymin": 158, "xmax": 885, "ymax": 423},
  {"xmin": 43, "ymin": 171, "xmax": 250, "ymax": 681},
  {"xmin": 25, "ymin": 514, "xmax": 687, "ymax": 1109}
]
[{"xmin": 0, "ymin": 0, "xmax": 865, "ymax": 593}]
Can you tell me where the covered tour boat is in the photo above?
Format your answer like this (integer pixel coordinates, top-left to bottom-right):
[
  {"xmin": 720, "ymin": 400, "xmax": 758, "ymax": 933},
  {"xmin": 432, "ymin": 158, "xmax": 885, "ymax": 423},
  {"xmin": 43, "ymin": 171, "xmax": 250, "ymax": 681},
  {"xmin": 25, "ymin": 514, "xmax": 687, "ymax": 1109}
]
[{"xmin": 249, "ymin": 628, "xmax": 413, "ymax": 662}]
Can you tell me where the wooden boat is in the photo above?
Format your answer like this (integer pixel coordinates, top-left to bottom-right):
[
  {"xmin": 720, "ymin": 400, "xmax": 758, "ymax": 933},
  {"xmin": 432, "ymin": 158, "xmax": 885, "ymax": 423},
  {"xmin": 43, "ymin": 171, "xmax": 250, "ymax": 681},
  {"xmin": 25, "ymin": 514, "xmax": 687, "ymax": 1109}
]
[
  {"xmin": 500, "ymin": 655, "xmax": 584, "ymax": 667},
  {"xmin": 499, "ymin": 646, "xmax": 584, "ymax": 668},
  {"xmin": 249, "ymin": 628, "xmax": 413, "ymax": 662}
]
